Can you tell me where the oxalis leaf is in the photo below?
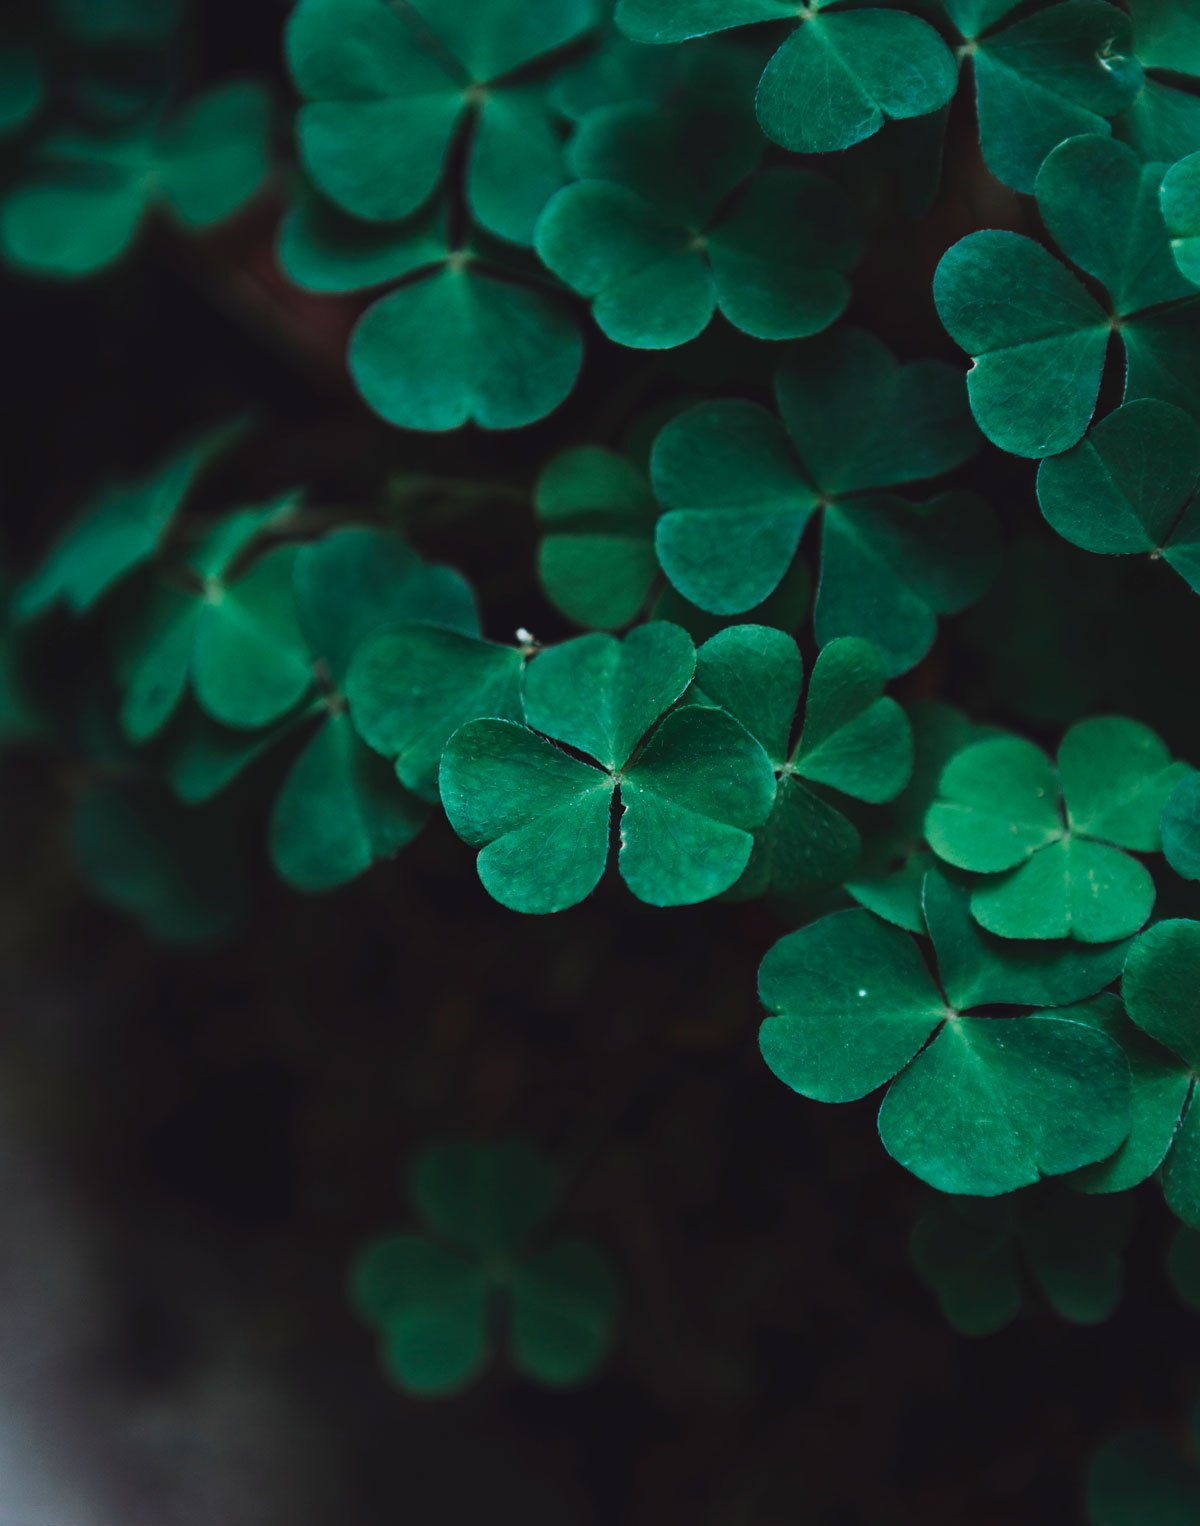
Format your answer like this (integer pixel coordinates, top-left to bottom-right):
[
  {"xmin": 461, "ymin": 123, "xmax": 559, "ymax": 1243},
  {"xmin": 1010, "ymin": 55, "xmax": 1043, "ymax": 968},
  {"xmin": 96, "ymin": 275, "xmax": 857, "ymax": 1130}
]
[
  {"xmin": 910, "ymin": 1184, "xmax": 1135, "ymax": 1335},
  {"xmin": 614, "ymin": 0, "xmax": 958, "ymax": 156},
  {"xmin": 439, "ymin": 622, "xmax": 777, "ymax": 912},
  {"xmin": 926, "ymin": 718, "xmax": 1190, "ymax": 941},
  {"xmin": 649, "ymin": 325, "xmax": 989, "ymax": 671},
  {"xmin": 758, "ymin": 872, "xmax": 1131, "ymax": 1194},
  {"xmin": 1114, "ymin": 920, "xmax": 1200, "ymax": 1227},
  {"xmin": 278, "ymin": 196, "xmax": 584, "ymax": 432},
  {"xmin": 690, "ymin": 627, "xmax": 912, "ymax": 899},
  {"xmin": 349, "ymin": 1140, "xmax": 619, "ymax": 1395},
  {"xmin": 0, "ymin": 82, "xmax": 272, "ymax": 278},
  {"xmin": 935, "ymin": 134, "xmax": 1200, "ymax": 458},
  {"xmin": 15, "ymin": 420, "xmax": 242, "ymax": 621},
  {"xmin": 286, "ymin": 0, "xmax": 597, "ymax": 244},
  {"xmin": 534, "ymin": 101, "xmax": 862, "ymax": 347},
  {"xmin": 1162, "ymin": 151, "xmax": 1200, "ymax": 287}
]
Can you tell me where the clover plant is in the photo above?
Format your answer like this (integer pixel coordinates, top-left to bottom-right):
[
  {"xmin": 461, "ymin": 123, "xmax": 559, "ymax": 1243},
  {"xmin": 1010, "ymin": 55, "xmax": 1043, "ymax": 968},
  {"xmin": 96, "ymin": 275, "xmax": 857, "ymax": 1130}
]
[{"xmin": 349, "ymin": 1140, "xmax": 618, "ymax": 1395}]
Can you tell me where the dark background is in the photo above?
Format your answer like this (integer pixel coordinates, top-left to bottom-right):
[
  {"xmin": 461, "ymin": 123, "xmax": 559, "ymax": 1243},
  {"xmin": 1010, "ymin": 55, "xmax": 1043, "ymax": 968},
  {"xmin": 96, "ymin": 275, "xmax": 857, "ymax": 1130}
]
[{"xmin": 2, "ymin": 3, "xmax": 1199, "ymax": 1521}]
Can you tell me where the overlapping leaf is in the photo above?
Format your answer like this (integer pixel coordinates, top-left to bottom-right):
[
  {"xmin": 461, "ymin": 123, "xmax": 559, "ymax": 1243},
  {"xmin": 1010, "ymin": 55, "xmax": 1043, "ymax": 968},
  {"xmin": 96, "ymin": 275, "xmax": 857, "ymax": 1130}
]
[
  {"xmin": 935, "ymin": 134, "xmax": 1200, "ymax": 458},
  {"xmin": 926, "ymin": 718, "xmax": 1189, "ymax": 941},
  {"xmin": 649, "ymin": 326, "xmax": 989, "ymax": 670},
  {"xmin": 1163, "ymin": 151, "xmax": 1200, "ymax": 286},
  {"xmin": 758, "ymin": 871, "xmax": 1131, "ymax": 1194},
  {"xmin": 690, "ymin": 627, "xmax": 912, "ymax": 898}
]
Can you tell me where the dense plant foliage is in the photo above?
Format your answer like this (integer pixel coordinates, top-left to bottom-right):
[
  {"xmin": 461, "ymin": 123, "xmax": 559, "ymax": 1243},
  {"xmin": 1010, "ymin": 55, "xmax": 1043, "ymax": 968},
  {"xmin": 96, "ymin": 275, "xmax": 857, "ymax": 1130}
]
[{"xmin": 6, "ymin": 0, "xmax": 1200, "ymax": 1514}]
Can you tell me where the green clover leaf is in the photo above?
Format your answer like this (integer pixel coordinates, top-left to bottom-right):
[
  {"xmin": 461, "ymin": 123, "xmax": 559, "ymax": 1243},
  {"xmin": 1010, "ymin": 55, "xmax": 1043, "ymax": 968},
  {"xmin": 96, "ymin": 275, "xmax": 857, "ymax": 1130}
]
[
  {"xmin": 615, "ymin": 0, "xmax": 958, "ymax": 156},
  {"xmin": 349, "ymin": 1141, "xmax": 618, "ymax": 1395},
  {"xmin": 535, "ymin": 445, "xmax": 659, "ymax": 629},
  {"xmin": 690, "ymin": 628, "xmax": 912, "ymax": 898},
  {"xmin": 1036, "ymin": 400, "xmax": 1200, "ymax": 591},
  {"xmin": 535, "ymin": 101, "xmax": 861, "ymax": 347},
  {"xmin": 279, "ymin": 194, "xmax": 583, "ymax": 431},
  {"xmin": 346, "ymin": 625, "xmax": 525, "ymax": 801},
  {"xmin": 286, "ymin": 0, "xmax": 597, "ymax": 244},
  {"xmin": 267, "ymin": 528, "xmax": 478, "ymax": 891},
  {"xmin": 935, "ymin": 133, "xmax": 1200, "ymax": 459},
  {"xmin": 1126, "ymin": 0, "xmax": 1200, "ymax": 79},
  {"xmin": 439, "ymin": 622, "xmax": 776, "ymax": 912},
  {"xmin": 15, "ymin": 421, "xmax": 242, "ymax": 621},
  {"xmin": 649, "ymin": 326, "xmax": 987, "ymax": 670},
  {"xmin": 926, "ymin": 718, "xmax": 1190, "ymax": 941},
  {"xmin": 948, "ymin": 0, "xmax": 1143, "ymax": 193},
  {"xmin": 911, "ymin": 1183, "xmax": 1135, "ymax": 1335},
  {"xmin": 116, "ymin": 495, "xmax": 312, "ymax": 738},
  {"xmin": 846, "ymin": 700, "xmax": 984, "ymax": 931},
  {"xmin": 1117, "ymin": 920, "xmax": 1200, "ymax": 1226},
  {"xmin": 758, "ymin": 872, "xmax": 1132, "ymax": 1194},
  {"xmin": 1162, "ymin": 773, "xmax": 1200, "ymax": 881},
  {"xmin": 0, "ymin": 81, "xmax": 271, "ymax": 278},
  {"xmin": 1163, "ymin": 151, "xmax": 1200, "ymax": 286}
]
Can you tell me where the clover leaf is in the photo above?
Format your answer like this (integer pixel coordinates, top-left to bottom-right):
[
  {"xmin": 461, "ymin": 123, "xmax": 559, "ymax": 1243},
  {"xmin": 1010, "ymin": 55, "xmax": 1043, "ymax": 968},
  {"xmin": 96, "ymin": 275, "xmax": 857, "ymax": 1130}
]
[
  {"xmin": 71, "ymin": 781, "xmax": 250, "ymax": 945},
  {"xmin": 1163, "ymin": 152, "xmax": 1200, "ymax": 286},
  {"xmin": 267, "ymin": 528, "xmax": 477, "ymax": 891},
  {"xmin": 946, "ymin": 0, "xmax": 1143, "ymax": 193},
  {"xmin": 287, "ymin": 0, "xmax": 597, "ymax": 245},
  {"xmin": 15, "ymin": 420, "xmax": 242, "ymax": 621},
  {"xmin": 349, "ymin": 1140, "xmax": 618, "ymax": 1395},
  {"xmin": 927, "ymin": 719, "xmax": 1189, "ymax": 942},
  {"xmin": 758, "ymin": 871, "xmax": 1131, "ymax": 1194},
  {"xmin": 1162, "ymin": 773, "xmax": 1200, "ymax": 881},
  {"xmin": 690, "ymin": 628, "xmax": 912, "ymax": 898},
  {"xmin": 535, "ymin": 445, "xmax": 659, "ymax": 628},
  {"xmin": 439, "ymin": 622, "xmax": 776, "ymax": 912},
  {"xmin": 614, "ymin": 0, "xmax": 958, "ymax": 156},
  {"xmin": 1086, "ymin": 1412, "xmax": 1200, "ymax": 1526},
  {"xmin": 278, "ymin": 193, "xmax": 583, "ymax": 431},
  {"xmin": 1036, "ymin": 400, "xmax": 1200, "ymax": 591},
  {"xmin": 935, "ymin": 134, "xmax": 1200, "ymax": 459},
  {"xmin": 1116, "ymin": 920, "xmax": 1200, "ymax": 1227},
  {"xmin": 648, "ymin": 325, "xmax": 987, "ymax": 670},
  {"xmin": 346, "ymin": 625, "xmax": 526, "ymax": 801},
  {"xmin": 846, "ymin": 700, "xmax": 983, "ymax": 931},
  {"xmin": 0, "ymin": 81, "xmax": 271, "ymax": 278},
  {"xmin": 116, "ymin": 494, "xmax": 312, "ymax": 739},
  {"xmin": 535, "ymin": 100, "xmax": 862, "ymax": 347},
  {"xmin": 910, "ymin": 1183, "xmax": 1134, "ymax": 1335}
]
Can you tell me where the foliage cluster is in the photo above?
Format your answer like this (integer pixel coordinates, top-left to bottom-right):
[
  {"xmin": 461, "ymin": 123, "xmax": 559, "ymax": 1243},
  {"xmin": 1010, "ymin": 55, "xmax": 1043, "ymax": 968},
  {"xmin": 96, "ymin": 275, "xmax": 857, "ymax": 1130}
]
[{"xmin": 7, "ymin": 0, "xmax": 1200, "ymax": 1507}]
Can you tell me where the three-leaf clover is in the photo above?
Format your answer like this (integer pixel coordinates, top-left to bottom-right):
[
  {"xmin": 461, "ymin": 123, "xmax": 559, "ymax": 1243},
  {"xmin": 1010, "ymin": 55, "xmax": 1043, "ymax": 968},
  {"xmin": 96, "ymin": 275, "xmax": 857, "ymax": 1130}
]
[
  {"xmin": 278, "ymin": 192, "xmax": 583, "ymax": 431},
  {"xmin": 439, "ymin": 621, "xmax": 776, "ymax": 913},
  {"xmin": 935, "ymin": 133, "xmax": 1200, "ymax": 459},
  {"xmin": 1099, "ymin": 920, "xmax": 1200, "ymax": 1226},
  {"xmin": 910, "ymin": 1182, "xmax": 1134, "ymax": 1335},
  {"xmin": 689, "ymin": 627, "xmax": 912, "ymax": 898},
  {"xmin": 943, "ymin": 0, "xmax": 1143, "ymax": 192},
  {"xmin": 648, "ymin": 325, "xmax": 988, "ymax": 673},
  {"xmin": 1036, "ymin": 400, "xmax": 1200, "ymax": 591},
  {"xmin": 535, "ymin": 99, "xmax": 862, "ymax": 347},
  {"xmin": 286, "ymin": 0, "xmax": 597, "ymax": 245},
  {"xmin": 0, "ymin": 82, "xmax": 271, "ymax": 278},
  {"xmin": 349, "ymin": 1140, "xmax": 619, "ymax": 1395},
  {"xmin": 535, "ymin": 445, "xmax": 659, "ymax": 628},
  {"xmin": 759, "ymin": 869, "xmax": 1131, "ymax": 1194},
  {"xmin": 1162, "ymin": 151, "xmax": 1200, "ymax": 286},
  {"xmin": 926, "ymin": 718, "xmax": 1190, "ymax": 941},
  {"xmin": 614, "ymin": 0, "xmax": 959, "ymax": 157},
  {"xmin": 14, "ymin": 420, "xmax": 242, "ymax": 621}
]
